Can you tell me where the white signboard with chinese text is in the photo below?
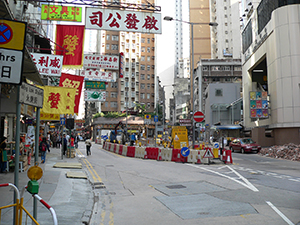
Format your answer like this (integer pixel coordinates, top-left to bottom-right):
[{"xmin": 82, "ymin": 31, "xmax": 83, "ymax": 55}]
[
  {"xmin": 30, "ymin": 53, "xmax": 63, "ymax": 76},
  {"xmin": 80, "ymin": 70, "xmax": 116, "ymax": 82},
  {"xmin": 84, "ymin": 90, "xmax": 106, "ymax": 102},
  {"xmin": 83, "ymin": 54, "xmax": 119, "ymax": 70},
  {"xmin": 85, "ymin": 8, "xmax": 162, "ymax": 34},
  {"xmin": 19, "ymin": 82, "xmax": 44, "ymax": 108},
  {"xmin": 0, "ymin": 48, "xmax": 23, "ymax": 84}
]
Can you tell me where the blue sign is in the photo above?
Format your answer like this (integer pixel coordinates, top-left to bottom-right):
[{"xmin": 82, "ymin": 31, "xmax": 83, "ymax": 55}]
[
  {"xmin": 214, "ymin": 143, "xmax": 219, "ymax": 148},
  {"xmin": 154, "ymin": 115, "xmax": 158, "ymax": 122},
  {"xmin": 102, "ymin": 135, "xmax": 108, "ymax": 140},
  {"xmin": 181, "ymin": 147, "xmax": 190, "ymax": 157},
  {"xmin": 60, "ymin": 118, "xmax": 66, "ymax": 125}
]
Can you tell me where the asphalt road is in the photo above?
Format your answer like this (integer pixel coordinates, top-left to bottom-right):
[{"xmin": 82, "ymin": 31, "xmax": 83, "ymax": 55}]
[{"xmin": 78, "ymin": 143, "xmax": 300, "ymax": 225}]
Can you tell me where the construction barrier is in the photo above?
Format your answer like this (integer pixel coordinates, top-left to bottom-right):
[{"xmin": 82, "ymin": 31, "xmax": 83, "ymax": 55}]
[
  {"xmin": 118, "ymin": 145, "xmax": 123, "ymax": 155},
  {"xmin": 122, "ymin": 145, "xmax": 128, "ymax": 156},
  {"xmin": 127, "ymin": 146, "xmax": 136, "ymax": 157},
  {"xmin": 224, "ymin": 150, "xmax": 233, "ymax": 164},
  {"xmin": 144, "ymin": 147, "xmax": 159, "ymax": 160},
  {"xmin": 187, "ymin": 150, "xmax": 198, "ymax": 164},
  {"xmin": 135, "ymin": 146, "xmax": 146, "ymax": 159},
  {"xmin": 115, "ymin": 144, "xmax": 119, "ymax": 153},
  {"xmin": 161, "ymin": 148, "xmax": 172, "ymax": 161}
]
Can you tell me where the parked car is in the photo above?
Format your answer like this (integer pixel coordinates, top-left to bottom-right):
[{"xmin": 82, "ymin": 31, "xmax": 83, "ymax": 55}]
[{"xmin": 229, "ymin": 138, "xmax": 261, "ymax": 153}]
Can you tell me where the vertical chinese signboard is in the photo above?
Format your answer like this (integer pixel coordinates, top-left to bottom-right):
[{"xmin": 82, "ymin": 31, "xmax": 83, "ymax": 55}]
[
  {"xmin": 85, "ymin": 8, "xmax": 162, "ymax": 34},
  {"xmin": 250, "ymin": 91, "xmax": 269, "ymax": 118}
]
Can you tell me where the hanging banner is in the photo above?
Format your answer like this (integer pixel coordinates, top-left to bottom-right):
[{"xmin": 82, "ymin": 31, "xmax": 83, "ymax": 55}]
[
  {"xmin": 41, "ymin": 4, "xmax": 82, "ymax": 22},
  {"xmin": 55, "ymin": 25, "xmax": 85, "ymax": 69},
  {"xmin": 85, "ymin": 8, "xmax": 162, "ymax": 34},
  {"xmin": 84, "ymin": 90, "xmax": 106, "ymax": 102},
  {"xmin": 59, "ymin": 73, "xmax": 84, "ymax": 114},
  {"xmin": 30, "ymin": 53, "xmax": 63, "ymax": 76},
  {"xmin": 25, "ymin": 126, "xmax": 35, "ymax": 146},
  {"xmin": 83, "ymin": 54, "xmax": 119, "ymax": 70},
  {"xmin": 80, "ymin": 70, "xmax": 116, "ymax": 82},
  {"xmin": 38, "ymin": 85, "xmax": 76, "ymax": 114}
]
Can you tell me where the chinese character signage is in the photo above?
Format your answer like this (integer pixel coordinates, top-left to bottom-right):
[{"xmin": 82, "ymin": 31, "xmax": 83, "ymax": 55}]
[
  {"xmin": 119, "ymin": 52, "xmax": 124, "ymax": 78},
  {"xmin": 19, "ymin": 82, "xmax": 44, "ymax": 108},
  {"xmin": 84, "ymin": 90, "xmax": 106, "ymax": 102},
  {"xmin": 55, "ymin": 25, "xmax": 85, "ymax": 69},
  {"xmin": 41, "ymin": 4, "xmax": 82, "ymax": 22},
  {"xmin": 30, "ymin": 53, "xmax": 63, "ymax": 76},
  {"xmin": 59, "ymin": 73, "xmax": 84, "ymax": 114},
  {"xmin": 80, "ymin": 70, "xmax": 116, "ymax": 82},
  {"xmin": 85, "ymin": 81, "xmax": 106, "ymax": 90},
  {"xmin": 38, "ymin": 85, "xmax": 76, "ymax": 114},
  {"xmin": 250, "ymin": 91, "xmax": 269, "ymax": 118},
  {"xmin": 40, "ymin": 112, "xmax": 60, "ymax": 121},
  {"xmin": 85, "ymin": 8, "xmax": 162, "ymax": 34},
  {"xmin": 83, "ymin": 54, "xmax": 119, "ymax": 70}
]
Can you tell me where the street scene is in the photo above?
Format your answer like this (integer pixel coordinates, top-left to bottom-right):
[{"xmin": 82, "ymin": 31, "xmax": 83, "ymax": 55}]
[{"xmin": 1, "ymin": 0, "xmax": 300, "ymax": 224}]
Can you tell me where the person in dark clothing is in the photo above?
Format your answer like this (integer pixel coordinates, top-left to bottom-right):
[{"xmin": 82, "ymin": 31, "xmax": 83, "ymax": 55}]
[
  {"xmin": 39, "ymin": 137, "xmax": 50, "ymax": 163},
  {"xmin": 63, "ymin": 134, "xmax": 68, "ymax": 156},
  {"xmin": 0, "ymin": 136, "xmax": 7, "ymax": 173}
]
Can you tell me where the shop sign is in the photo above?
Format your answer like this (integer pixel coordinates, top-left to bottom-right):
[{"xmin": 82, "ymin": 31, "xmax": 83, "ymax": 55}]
[
  {"xmin": 83, "ymin": 54, "xmax": 119, "ymax": 70},
  {"xmin": 85, "ymin": 81, "xmax": 106, "ymax": 89},
  {"xmin": 84, "ymin": 90, "xmax": 106, "ymax": 102},
  {"xmin": 85, "ymin": 8, "xmax": 162, "ymax": 34},
  {"xmin": 30, "ymin": 53, "xmax": 63, "ymax": 76},
  {"xmin": 80, "ymin": 70, "xmax": 116, "ymax": 82},
  {"xmin": 41, "ymin": 4, "xmax": 82, "ymax": 22}
]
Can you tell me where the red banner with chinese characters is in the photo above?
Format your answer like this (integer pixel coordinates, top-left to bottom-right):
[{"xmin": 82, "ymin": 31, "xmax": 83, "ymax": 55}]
[
  {"xmin": 55, "ymin": 25, "xmax": 85, "ymax": 69},
  {"xmin": 59, "ymin": 73, "xmax": 84, "ymax": 114}
]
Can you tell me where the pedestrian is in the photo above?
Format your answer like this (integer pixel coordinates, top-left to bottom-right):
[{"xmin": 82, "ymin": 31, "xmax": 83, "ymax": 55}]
[
  {"xmin": 74, "ymin": 133, "xmax": 79, "ymax": 149},
  {"xmin": 130, "ymin": 133, "xmax": 136, "ymax": 146},
  {"xmin": 85, "ymin": 138, "xmax": 92, "ymax": 156},
  {"xmin": 63, "ymin": 134, "xmax": 68, "ymax": 156},
  {"xmin": 56, "ymin": 134, "xmax": 61, "ymax": 148},
  {"xmin": 0, "ymin": 136, "xmax": 8, "ymax": 173},
  {"xmin": 39, "ymin": 137, "xmax": 50, "ymax": 163}
]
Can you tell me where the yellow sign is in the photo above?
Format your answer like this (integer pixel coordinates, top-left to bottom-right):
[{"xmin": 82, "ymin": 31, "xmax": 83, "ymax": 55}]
[
  {"xmin": 40, "ymin": 111, "xmax": 60, "ymax": 121},
  {"xmin": 144, "ymin": 114, "xmax": 151, "ymax": 119},
  {"xmin": 172, "ymin": 126, "xmax": 188, "ymax": 149},
  {"xmin": 0, "ymin": 19, "xmax": 26, "ymax": 51}
]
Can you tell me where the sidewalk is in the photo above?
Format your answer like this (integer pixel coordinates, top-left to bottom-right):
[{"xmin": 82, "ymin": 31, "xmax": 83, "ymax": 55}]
[{"xmin": 0, "ymin": 143, "xmax": 93, "ymax": 225}]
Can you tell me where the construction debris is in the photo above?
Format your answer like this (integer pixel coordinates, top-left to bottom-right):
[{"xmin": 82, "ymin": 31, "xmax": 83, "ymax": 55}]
[{"xmin": 259, "ymin": 143, "xmax": 300, "ymax": 161}]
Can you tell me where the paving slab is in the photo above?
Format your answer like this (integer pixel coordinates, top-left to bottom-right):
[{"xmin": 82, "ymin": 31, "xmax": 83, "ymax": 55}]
[
  {"xmin": 53, "ymin": 162, "xmax": 82, "ymax": 169},
  {"xmin": 66, "ymin": 171, "xmax": 87, "ymax": 179}
]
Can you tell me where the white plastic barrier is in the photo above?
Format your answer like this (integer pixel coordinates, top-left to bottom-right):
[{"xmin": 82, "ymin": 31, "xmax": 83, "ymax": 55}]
[
  {"xmin": 199, "ymin": 150, "xmax": 209, "ymax": 164},
  {"xmin": 161, "ymin": 148, "xmax": 172, "ymax": 161},
  {"xmin": 122, "ymin": 145, "xmax": 128, "ymax": 156},
  {"xmin": 187, "ymin": 150, "xmax": 198, "ymax": 164},
  {"xmin": 109, "ymin": 143, "xmax": 114, "ymax": 152},
  {"xmin": 115, "ymin": 144, "xmax": 119, "ymax": 153},
  {"xmin": 135, "ymin": 146, "xmax": 146, "ymax": 158}
]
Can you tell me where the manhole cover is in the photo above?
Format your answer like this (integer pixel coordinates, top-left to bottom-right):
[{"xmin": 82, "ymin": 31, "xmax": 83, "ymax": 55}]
[
  {"xmin": 166, "ymin": 184, "xmax": 186, "ymax": 189},
  {"xmin": 106, "ymin": 165, "xmax": 114, "ymax": 167}
]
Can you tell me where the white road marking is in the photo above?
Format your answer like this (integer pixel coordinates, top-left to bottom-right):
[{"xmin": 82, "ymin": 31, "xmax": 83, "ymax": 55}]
[
  {"xmin": 266, "ymin": 201, "xmax": 294, "ymax": 225},
  {"xmin": 188, "ymin": 164, "xmax": 259, "ymax": 192}
]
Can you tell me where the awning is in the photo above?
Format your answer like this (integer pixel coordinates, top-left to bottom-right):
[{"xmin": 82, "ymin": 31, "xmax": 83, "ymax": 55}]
[
  {"xmin": 211, "ymin": 125, "xmax": 243, "ymax": 130},
  {"xmin": 0, "ymin": 0, "xmax": 43, "ymax": 85}
]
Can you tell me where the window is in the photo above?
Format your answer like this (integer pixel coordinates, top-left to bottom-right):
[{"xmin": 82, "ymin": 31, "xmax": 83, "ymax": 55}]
[
  {"xmin": 106, "ymin": 44, "xmax": 110, "ymax": 50},
  {"xmin": 112, "ymin": 35, "xmax": 119, "ymax": 41},
  {"xmin": 111, "ymin": 44, "xmax": 118, "ymax": 50},
  {"xmin": 147, "ymin": 47, "xmax": 150, "ymax": 53},
  {"xmin": 105, "ymin": 102, "xmax": 108, "ymax": 107},
  {"xmin": 202, "ymin": 66, "xmax": 208, "ymax": 71},
  {"xmin": 225, "ymin": 31, "xmax": 228, "ymax": 34},
  {"xmin": 141, "ymin": 83, "xmax": 145, "ymax": 89},
  {"xmin": 110, "ymin": 92, "xmax": 117, "ymax": 98},
  {"xmin": 212, "ymin": 66, "xmax": 220, "ymax": 71},
  {"xmin": 141, "ymin": 65, "xmax": 145, "ymax": 70},
  {"xmin": 110, "ymin": 102, "xmax": 118, "ymax": 108},
  {"xmin": 147, "ymin": 65, "xmax": 150, "ymax": 71},
  {"xmin": 141, "ymin": 74, "xmax": 145, "ymax": 80},
  {"xmin": 147, "ymin": 56, "xmax": 150, "ymax": 62},
  {"xmin": 141, "ymin": 47, "xmax": 145, "ymax": 52},
  {"xmin": 147, "ymin": 38, "xmax": 150, "ymax": 44},
  {"xmin": 215, "ymin": 89, "xmax": 223, "ymax": 96},
  {"xmin": 147, "ymin": 103, "xmax": 151, "ymax": 108},
  {"xmin": 225, "ymin": 23, "xmax": 228, "ymax": 26},
  {"xmin": 147, "ymin": 84, "xmax": 150, "ymax": 89},
  {"xmin": 147, "ymin": 93, "xmax": 150, "ymax": 99},
  {"xmin": 106, "ymin": 34, "xmax": 110, "ymax": 40},
  {"xmin": 141, "ymin": 56, "xmax": 145, "ymax": 61},
  {"xmin": 147, "ymin": 74, "xmax": 150, "ymax": 80},
  {"xmin": 224, "ymin": 66, "xmax": 230, "ymax": 71},
  {"xmin": 141, "ymin": 93, "xmax": 145, "ymax": 99},
  {"xmin": 141, "ymin": 38, "xmax": 145, "ymax": 43},
  {"xmin": 111, "ymin": 82, "xmax": 118, "ymax": 88}
]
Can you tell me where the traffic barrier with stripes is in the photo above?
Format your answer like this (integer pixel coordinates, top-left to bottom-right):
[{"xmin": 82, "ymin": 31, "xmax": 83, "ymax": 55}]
[
  {"xmin": 135, "ymin": 146, "xmax": 146, "ymax": 158},
  {"xmin": 115, "ymin": 144, "xmax": 119, "ymax": 153},
  {"xmin": 127, "ymin": 146, "xmax": 136, "ymax": 157},
  {"xmin": 118, "ymin": 145, "xmax": 123, "ymax": 155},
  {"xmin": 161, "ymin": 148, "xmax": 172, "ymax": 161},
  {"xmin": 122, "ymin": 145, "xmax": 128, "ymax": 156},
  {"xmin": 187, "ymin": 150, "xmax": 198, "ymax": 164},
  {"xmin": 172, "ymin": 149, "xmax": 187, "ymax": 163},
  {"xmin": 225, "ymin": 150, "xmax": 233, "ymax": 164},
  {"xmin": 145, "ymin": 147, "xmax": 159, "ymax": 160}
]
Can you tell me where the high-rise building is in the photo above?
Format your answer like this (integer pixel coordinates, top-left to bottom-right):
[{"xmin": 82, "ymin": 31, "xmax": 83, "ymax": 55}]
[{"xmin": 99, "ymin": 0, "xmax": 156, "ymax": 114}]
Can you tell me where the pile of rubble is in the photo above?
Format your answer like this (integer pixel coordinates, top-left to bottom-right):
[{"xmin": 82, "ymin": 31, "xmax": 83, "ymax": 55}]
[{"xmin": 259, "ymin": 143, "xmax": 300, "ymax": 161}]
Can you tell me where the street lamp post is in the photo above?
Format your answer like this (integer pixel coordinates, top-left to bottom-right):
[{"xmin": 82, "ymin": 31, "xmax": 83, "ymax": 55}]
[{"xmin": 163, "ymin": 16, "xmax": 217, "ymax": 148}]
